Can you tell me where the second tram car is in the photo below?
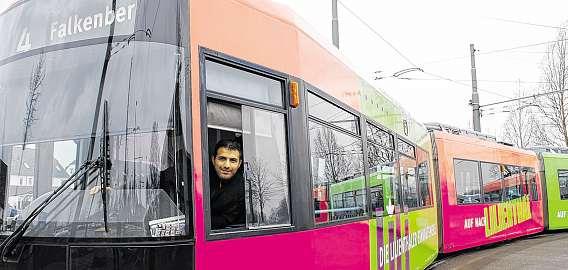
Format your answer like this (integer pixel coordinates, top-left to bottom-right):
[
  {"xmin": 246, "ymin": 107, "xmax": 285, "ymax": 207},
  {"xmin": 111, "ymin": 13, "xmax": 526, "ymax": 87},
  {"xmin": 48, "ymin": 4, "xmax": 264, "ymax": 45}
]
[{"xmin": 428, "ymin": 123, "xmax": 544, "ymax": 253}]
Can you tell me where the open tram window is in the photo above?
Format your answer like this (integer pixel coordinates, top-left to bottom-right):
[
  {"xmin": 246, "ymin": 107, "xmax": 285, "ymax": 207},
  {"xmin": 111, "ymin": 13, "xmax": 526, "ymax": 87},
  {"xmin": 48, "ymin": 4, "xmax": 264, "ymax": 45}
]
[
  {"xmin": 365, "ymin": 122, "xmax": 395, "ymax": 217},
  {"xmin": 558, "ymin": 170, "xmax": 568, "ymax": 200},
  {"xmin": 204, "ymin": 58, "xmax": 291, "ymax": 232},
  {"xmin": 454, "ymin": 159, "xmax": 482, "ymax": 204},
  {"xmin": 308, "ymin": 92, "xmax": 365, "ymax": 223}
]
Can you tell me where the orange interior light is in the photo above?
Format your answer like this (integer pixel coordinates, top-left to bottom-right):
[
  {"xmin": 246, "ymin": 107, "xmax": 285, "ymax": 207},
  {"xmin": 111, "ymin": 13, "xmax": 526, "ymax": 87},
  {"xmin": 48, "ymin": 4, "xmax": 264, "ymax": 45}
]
[{"xmin": 290, "ymin": 81, "xmax": 300, "ymax": 108}]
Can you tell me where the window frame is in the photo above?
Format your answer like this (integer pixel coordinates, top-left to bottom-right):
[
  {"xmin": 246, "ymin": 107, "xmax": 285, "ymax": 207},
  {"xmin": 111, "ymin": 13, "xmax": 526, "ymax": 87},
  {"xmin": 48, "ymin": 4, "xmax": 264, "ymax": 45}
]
[
  {"xmin": 305, "ymin": 86, "xmax": 369, "ymax": 227},
  {"xmin": 558, "ymin": 169, "xmax": 568, "ymax": 200},
  {"xmin": 200, "ymin": 48, "xmax": 295, "ymax": 241},
  {"xmin": 453, "ymin": 158, "xmax": 483, "ymax": 205}
]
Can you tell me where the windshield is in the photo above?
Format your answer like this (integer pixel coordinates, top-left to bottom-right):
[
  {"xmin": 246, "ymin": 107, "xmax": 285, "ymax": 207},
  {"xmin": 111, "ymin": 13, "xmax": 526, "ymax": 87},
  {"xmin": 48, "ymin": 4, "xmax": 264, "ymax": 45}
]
[{"xmin": 0, "ymin": 0, "xmax": 191, "ymax": 239}]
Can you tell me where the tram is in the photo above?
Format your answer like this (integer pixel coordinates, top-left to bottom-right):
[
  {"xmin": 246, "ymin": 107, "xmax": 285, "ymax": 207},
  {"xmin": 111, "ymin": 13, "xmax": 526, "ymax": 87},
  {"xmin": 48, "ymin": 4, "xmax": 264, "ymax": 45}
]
[
  {"xmin": 427, "ymin": 123, "xmax": 545, "ymax": 253},
  {"xmin": 0, "ymin": 0, "xmax": 439, "ymax": 269}
]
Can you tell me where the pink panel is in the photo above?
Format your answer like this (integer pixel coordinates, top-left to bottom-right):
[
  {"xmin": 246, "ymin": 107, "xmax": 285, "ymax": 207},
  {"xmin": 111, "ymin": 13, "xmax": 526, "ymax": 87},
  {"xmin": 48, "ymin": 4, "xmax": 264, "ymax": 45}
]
[{"xmin": 195, "ymin": 222, "xmax": 370, "ymax": 270}]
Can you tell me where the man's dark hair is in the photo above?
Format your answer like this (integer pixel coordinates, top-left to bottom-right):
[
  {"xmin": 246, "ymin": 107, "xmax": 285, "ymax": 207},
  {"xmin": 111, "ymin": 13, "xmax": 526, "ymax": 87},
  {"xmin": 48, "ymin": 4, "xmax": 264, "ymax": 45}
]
[{"xmin": 212, "ymin": 140, "xmax": 242, "ymax": 159}]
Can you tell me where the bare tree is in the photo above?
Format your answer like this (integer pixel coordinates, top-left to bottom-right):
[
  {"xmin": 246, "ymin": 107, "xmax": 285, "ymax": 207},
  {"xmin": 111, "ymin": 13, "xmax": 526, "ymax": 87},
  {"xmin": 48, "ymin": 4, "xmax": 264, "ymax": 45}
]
[
  {"xmin": 312, "ymin": 127, "xmax": 355, "ymax": 184},
  {"xmin": 245, "ymin": 159, "xmax": 283, "ymax": 224},
  {"xmin": 502, "ymin": 93, "xmax": 553, "ymax": 147},
  {"xmin": 22, "ymin": 53, "xmax": 46, "ymax": 147},
  {"xmin": 538, "ymin": 26, "xmax": 568, "ymax": 146}
]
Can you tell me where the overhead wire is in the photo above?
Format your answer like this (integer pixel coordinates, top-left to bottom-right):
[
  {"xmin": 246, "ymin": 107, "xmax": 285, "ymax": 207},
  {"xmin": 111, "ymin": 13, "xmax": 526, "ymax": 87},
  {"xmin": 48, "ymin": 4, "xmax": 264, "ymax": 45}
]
[
  {"xmin": 337, "ymin": 0, "xmax": 419, "ymax": 68},
  {"xmin": 336, "ymin": 1, "xmax": 555, "ymax": 101}
]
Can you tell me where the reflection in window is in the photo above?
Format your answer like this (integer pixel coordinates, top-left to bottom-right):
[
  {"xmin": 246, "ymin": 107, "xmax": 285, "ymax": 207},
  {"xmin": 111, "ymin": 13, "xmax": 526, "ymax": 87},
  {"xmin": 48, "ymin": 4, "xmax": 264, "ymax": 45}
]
[
  {"xmin": 397, "ymin": 139, "xmax": 415, "ymax": 158},
  {"xmin": 366, "ymin": 122, "xmax": 395, "ymax": 216},
  {"xmin": 418, "ymin": 161, "xmax": 432, "ymax": 207},
  {"xmin": 528, "ymin": 169, "xmax": 538, "ymax": 201},
  {"xmin": 1, "ymin": 128, "xmax": 189, "ymax": 238},
  {"xmin": 206, "ymin": 102, "xmax": 291, "ymax": 230},
  {"xmin": 454, "ymin": 159, "xmax": 481, "ymax": 204},
  {"xmin": 401, "ymin": 156, "xmax": 418, "ymax": 209},
  {"xmin": 558, "ymin": 170, "xmax": 568, "ymax": 200},
  {"xmin": 309, "ymin": 121, "xmax": 365, "ymax": 222},
  {"xmin": 481, "ymin": 162, "xmax": 503, "ymax": 203},
  {"xmin": 241, "ymin": 107, "xmax": 290, "ymax": 228},
  {"xmin": 308, "ymin": 92, "xmax": 359, "ymax": 134},
  {"xmin": 503, "ymin": 165, "xmax": 522, "ymax": 201}
]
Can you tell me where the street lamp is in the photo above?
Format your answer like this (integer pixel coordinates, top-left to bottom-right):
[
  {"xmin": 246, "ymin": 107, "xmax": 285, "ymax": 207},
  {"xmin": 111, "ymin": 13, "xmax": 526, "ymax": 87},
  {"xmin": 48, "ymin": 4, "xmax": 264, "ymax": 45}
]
[{"xmin": 374, "ymin": 67, "xmax": 424, "ymax": 80}]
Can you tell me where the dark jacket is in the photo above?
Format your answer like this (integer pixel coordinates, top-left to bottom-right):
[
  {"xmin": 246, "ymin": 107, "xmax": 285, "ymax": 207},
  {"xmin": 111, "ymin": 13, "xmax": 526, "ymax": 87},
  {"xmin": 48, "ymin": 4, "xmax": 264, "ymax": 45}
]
[{"xmin": 209, "ymin": 168, "xmax": 246, "ymax": 230}]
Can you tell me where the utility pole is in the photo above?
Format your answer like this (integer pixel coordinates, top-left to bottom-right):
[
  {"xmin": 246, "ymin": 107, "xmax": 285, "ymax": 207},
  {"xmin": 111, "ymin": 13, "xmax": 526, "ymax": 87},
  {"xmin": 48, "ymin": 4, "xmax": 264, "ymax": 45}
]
[
  {"xmin": 470, "ymin": 44, "xmax": 481, "ymax": 132},
  {"xmin": 332, "ymin": 0, "xmax": 339, "ymax": 48}
]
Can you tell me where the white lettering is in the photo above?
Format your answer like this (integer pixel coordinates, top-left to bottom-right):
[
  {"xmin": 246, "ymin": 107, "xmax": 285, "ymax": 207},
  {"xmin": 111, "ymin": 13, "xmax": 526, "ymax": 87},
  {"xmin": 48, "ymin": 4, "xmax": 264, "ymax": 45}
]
[
  {"xmin": 50, "ymin": 23, "xmax": 58, "ymax": 41},
  {"xmin": 58, "ymin": 24, "xmax": 66, "ymax": 38},
  {"xmin": 93, "ymin": 13, "xmax": 103, "ymax": 28},
  {"xmin": 47, "ymin": 3, "xmax": 137, "ymax": 42},
  {"xmin": 116, "ymin": 7, "xmax": 126, "ymax": 23},
  {"xmin": 73, "ymin": 15, "xmax": 83, "ymax": 34},
  {"xmin": 83, "ymin": 16, "xmax": 93, "ymax": 31},
  {"xmin": 105, "ymin": 6, "xmax": 115, "ymax": 26},
  {"xmin": 17, "ymin": 28, "xmax": 31, "ymax": 52}
]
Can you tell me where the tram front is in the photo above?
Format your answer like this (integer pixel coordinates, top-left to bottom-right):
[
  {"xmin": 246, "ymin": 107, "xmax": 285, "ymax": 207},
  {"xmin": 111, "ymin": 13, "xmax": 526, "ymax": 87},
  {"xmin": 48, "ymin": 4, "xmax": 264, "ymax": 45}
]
[{"xmin": 0, "ymin": 0, "xmax": 194, "ymax": 269}]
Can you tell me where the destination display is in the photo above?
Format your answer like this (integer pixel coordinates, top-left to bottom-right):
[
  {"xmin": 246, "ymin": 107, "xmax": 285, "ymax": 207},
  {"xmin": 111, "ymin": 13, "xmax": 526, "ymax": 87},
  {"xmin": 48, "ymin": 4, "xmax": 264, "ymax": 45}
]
[{"xmin": 0, "ymin": 0, "xmax": 184, "ymax": 63}]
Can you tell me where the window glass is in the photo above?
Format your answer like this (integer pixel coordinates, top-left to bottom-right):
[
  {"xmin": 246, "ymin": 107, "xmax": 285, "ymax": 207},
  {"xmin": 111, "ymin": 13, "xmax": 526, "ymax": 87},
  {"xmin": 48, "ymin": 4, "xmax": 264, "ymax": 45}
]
[
  {"xmin": 205, "ymin": 60, "xmax": 283, "ymax": 106},
  {"xmin": 400, "ymin": 156, "xmax": 418, "ymax": 209},
  {"xmin": 558, "ymin": 170, "xmax": 568, "ymax": 200},
  {"xmin": 397, "ymin": 139, "xmax": 415, "ymax": 158},
  {"xmin": 309, "ymin": 121, "xmax": 365, "ymax": 223},
  {"xmin": 366, "ymin": 123, "xmax": 393, "ymax": 149},
  {"xmin": 480, "ymin": 162, "xmax": 502, "ymax": 203},
  {"xmin": 0, "ymin": 41, "xmax": 190, "ymax": 238},
  {"xmin": 454, "ymin": 159, "xmax": 481, "ymax": 204},
  {"xmin": 241, "ymin": 107, "xmax": 291, "ymax": 228},
  {"xmin": 307, "ymin": 92, "xmax": 359, "ymax": 134},
  {"xmin": 416, "ymin": 148, "xmax": 432, "ymax": 207},
  {"xmin": 206, "ymin": 102, "xmax": 291, "ymax": 230},
  {"xmin": 526, "ymin": 168, "xmax": 539, "ymax": 201},
  {"xmin": 503, "ymin": 165, "xmax": 522, "ymax": 201},
  {"xmin": 366, "ymin": 122, "xmax": 396, "ymax": 216}
]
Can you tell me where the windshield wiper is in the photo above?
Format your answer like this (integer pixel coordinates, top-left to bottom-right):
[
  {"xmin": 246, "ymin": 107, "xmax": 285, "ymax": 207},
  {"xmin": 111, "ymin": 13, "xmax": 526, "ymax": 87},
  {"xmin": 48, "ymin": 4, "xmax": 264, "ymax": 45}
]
[
  {"xmin": 0, "ymin": 157, "xmax": 103, "ymax": 262},
  {"xmin": 0, "ymin": 100, "xmax": 113, "ymax": 262}
]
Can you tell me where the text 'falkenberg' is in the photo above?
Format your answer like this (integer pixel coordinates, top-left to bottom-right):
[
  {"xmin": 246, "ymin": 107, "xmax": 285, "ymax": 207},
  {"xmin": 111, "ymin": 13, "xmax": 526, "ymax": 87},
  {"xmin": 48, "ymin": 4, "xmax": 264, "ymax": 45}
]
[{"xmin": 50, "ymin": 3, "xmax": 137, "ymax": 41}]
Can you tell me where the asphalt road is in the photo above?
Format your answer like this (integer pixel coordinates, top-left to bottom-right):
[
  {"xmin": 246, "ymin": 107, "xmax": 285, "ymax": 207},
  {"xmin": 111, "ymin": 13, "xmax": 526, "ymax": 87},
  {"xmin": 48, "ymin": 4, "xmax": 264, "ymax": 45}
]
[{"xmin": 428, "ymin": 232, "xmax": 568, "ymax": 270}]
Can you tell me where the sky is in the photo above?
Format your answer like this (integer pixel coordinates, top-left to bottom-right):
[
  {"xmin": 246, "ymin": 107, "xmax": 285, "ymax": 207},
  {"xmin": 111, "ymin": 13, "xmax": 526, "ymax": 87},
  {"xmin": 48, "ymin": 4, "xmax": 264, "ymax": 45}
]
[
  {"xmin": 273, "ymin": 0, "xmax": 568, "ymax": 140},
  {"xmin": 2, "ymin": 0, "xmax": 568, "ymax": 139}
]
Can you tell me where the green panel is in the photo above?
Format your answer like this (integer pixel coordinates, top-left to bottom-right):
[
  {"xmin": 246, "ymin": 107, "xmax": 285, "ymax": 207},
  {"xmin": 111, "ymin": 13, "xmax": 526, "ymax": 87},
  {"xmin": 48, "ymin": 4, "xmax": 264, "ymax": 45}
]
[
  {"xmin": 542, "ymin": 153, "xmax": 568, "ymax": 230},
  {"xmin": 359, "ymin": 81, "xmax": 428, "ymax": 143},
  {"xmin": 370, "ymin": 208, "xmax": 438, "ymax": 270}
]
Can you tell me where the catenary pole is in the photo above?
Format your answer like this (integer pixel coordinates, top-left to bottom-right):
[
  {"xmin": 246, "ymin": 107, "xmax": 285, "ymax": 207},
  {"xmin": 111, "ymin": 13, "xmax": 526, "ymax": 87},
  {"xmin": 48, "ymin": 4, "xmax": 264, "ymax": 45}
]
[
  {"xmin": 332, "ymin": 0, "xmax": 339, "ymax": 48},
  {"xmin": 470, "ymin": 44, "xmax": 481, "ymax": 131}
]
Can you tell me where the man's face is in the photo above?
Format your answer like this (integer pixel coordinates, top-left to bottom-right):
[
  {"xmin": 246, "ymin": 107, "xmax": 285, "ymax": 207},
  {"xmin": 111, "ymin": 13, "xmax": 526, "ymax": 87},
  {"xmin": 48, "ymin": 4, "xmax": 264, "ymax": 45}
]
[{"xmin": 212, "ymin": 147, "xmax": 242, "ymax": 181}]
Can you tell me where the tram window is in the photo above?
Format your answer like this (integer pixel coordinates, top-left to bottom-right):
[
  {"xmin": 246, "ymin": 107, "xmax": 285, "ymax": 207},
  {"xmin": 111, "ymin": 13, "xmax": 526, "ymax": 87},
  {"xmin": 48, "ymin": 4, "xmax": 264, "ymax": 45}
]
[
  {"xmin": 558, "ymin": 170, "xmax": 568, "ymax": 200},
  {"xmin": 207, "ymin": 101, "xmax": 291, "ymax": 231},
  {"xmin": 366, "ymin": 122, "xmax": 395, "ymax": 217},
  {"xmin": 307, "ymin": 93, "xmax": 359, "ymax": 134},
  {"xmin": 309, "ymin": 119, "xmax": 365, "ymax": 223},
  {"xmin": 397, "ymin": 139, "xmax": 415, "ymax": 158},
  {"xmin": 417, "ymin": 161, "xmax": 433, "ymax": 207},
  {"xmin": 480, "ymin": 162, "xmax": 503, "ymax": 203},
  {"xmin": 454, "ymin": 159, "xmax": 482, "ymax": 204},
  {"xmin": 526, "ymin": 168, "xmax": 539, "ymax": 201},
  {"xmin": 205, "ymin": 60, "xmax": 283, "ymax": 106},
  {"xmin": 400, "ymin": 156, "xmax": 419, "ymax": 209},
  {"xmin": 503, "ymin": 165, "xmax": 522, "ymax": 201}
]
